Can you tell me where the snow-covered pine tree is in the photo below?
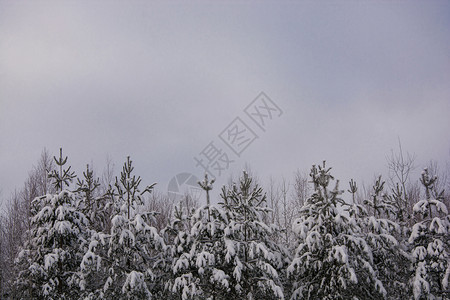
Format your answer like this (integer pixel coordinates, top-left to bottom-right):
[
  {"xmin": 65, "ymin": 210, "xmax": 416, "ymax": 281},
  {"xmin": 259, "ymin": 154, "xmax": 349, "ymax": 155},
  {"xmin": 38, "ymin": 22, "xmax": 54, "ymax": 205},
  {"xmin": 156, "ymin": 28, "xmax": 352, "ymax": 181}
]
[
  {"xmin": 409, "ymin": 168, "xmax": 450, "ymax": 300},
  {"xmin": 359, "ymin": 176, "xmax": 411, "ymax": 299},
  {"xmin": 73, "ymin": 164, "xmax": 107, "ymax": 297},
  {"xmin": 14, "ymin": 149, "xmax": 88, "ymax": 299},
  {"xmin": 80, "ymin": 156, "xmax": 164, "ymax": 299},
  {"xmin": 48, "ymin": 148, "xmax": 76, "ymax": 193},
  {"xmin": 76, "ymin": 165, "xmax": 98, "ymax": 221},
  {"xmin": 219, "ymin": 171, "xmax": 284, "ymax": 300},
  {"xmin": 159, "ymin": 200, "xmax": 195, "ymax": 299},
  {"xmin": 75, "ymin": 164, "xmax": 110, "ymax": 232},
  {"xmin": 288, "ymin": 162, "xmax": 386, "ymax": 300},
  {"xmin": 169, "ymin": 174, "xmax": 233, "ymax": 299}
]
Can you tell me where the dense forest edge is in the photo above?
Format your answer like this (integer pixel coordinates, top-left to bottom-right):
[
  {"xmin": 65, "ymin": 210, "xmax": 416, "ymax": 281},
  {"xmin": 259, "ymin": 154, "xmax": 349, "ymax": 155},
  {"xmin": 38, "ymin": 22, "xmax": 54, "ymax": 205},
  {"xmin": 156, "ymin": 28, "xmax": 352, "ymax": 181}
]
[{"xmin": 0, "ymin": 148, "xmax": 449, "ymax": 299}]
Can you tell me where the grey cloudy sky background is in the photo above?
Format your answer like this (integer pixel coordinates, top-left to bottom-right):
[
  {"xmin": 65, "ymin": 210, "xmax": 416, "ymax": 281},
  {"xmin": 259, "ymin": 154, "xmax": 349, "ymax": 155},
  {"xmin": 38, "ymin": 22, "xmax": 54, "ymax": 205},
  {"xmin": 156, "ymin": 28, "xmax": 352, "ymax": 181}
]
[{"xmin": 1, "ymin": 1, "xmax": 450, "ymax": 203}]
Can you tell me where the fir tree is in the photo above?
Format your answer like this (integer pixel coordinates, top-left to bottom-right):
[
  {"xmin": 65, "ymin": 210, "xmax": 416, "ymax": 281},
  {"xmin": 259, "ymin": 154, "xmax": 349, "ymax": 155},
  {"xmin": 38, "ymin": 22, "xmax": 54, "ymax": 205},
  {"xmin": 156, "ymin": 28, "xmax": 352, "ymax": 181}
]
[
  {"xmin": 360, "ymin": 176, "xmax": 410, "ymax": 299},
  {"xmin": 14, "ymin": 150, "xmax": 88, "ymax": 299},
  {"xmin": 48, "ymin": 148, "xmax": 76, "ymax": 192},
  {"xmin": 76, "ymin": 164, "xmax": 109, "ymax": 232},
  {"xmin": 79, "ymin": 156, "xmax": 163, "ymax": 299},
  {"xmin": 160, "ymin": 201, "xmax": 194, "ymax": 299},
  {"xmin": 288, "ymin": 162, "xmax": 386, "ymax": 300},
  {"xmin": 169, "ymin": 174, "xmax": 232, "ymax": 300},
  {"xmin": 76, "ymin": 164, "xmax": 100, "ymax": 213},
  {"xmin": 219, "ymin": 171, "xmax": 284, "ymax": 299},
  {"xmin": 409, "ymin": 168, "xmax": 449, "ymax": 300}
]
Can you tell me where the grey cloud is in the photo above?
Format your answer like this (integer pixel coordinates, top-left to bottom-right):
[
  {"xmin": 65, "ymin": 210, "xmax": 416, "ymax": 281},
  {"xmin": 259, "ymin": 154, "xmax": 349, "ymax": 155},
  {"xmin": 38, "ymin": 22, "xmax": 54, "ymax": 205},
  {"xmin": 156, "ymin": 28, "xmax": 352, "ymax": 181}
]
[{"xmin": 1, "ymin": 1, "xmax": 449, "ymax": 203}]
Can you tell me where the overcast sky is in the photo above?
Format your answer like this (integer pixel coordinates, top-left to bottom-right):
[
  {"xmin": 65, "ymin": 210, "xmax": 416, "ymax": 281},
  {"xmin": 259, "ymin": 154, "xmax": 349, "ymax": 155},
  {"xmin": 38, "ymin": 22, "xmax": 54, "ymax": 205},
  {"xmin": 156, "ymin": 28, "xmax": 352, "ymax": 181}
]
[{"xmin": 1, "ymin": 0, "xmax": 450, "ymax": 204}]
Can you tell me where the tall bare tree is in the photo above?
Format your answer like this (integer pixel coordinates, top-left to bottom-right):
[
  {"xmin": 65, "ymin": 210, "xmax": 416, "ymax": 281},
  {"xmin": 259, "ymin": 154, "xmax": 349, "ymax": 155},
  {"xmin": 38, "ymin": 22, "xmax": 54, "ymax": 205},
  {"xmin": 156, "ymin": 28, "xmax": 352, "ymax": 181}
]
[
  {"xmin": 279, "ymin": 177, "xmax": 292, "ymax": 245},
  {"xmin": 100, "ymin": 155, "xmax": 115, "ymax": 195},
  {"xmin": 266, "ymin": 176, "xmax": 280, "ymax": 225},
  {"xmin": 291, "ymin": 170, "xmax": 309, "ymax": 212},
  {"xmin": 386, "ymin": 139, "xmax": 417, "ymax": 227}
]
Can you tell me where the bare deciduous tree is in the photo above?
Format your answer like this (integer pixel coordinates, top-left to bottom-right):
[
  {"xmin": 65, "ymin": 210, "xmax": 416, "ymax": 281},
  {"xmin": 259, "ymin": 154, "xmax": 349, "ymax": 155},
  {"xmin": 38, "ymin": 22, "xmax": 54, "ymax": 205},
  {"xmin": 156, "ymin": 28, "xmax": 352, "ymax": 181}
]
[
  {"xmin": 291, "ymin": 170, "xmax": 309, "ymax": 212},
  {"xmin": 34, "ymin": 148, "xmax": 56, "ymax": 195},
  {"xmin": 386, "ymin": 139, "xmax": 417, "ymax": 227},
  {"xmin": 266, "ymin": 176, "xmax": 280, "ymax": 225},
  {"xmin": 279, "ymin": 177, "xmax": 291, "ymax": 245},
  {"xmin": 387, "ymin": 139, "xmax": 416, "ymax": 192},
  {"xmin": 0, "ymin": 149, "xmax": 57, "ymax": 298},
  {"xmin": 100, "ymin": 155, "xmax": 115, "ymax": 195},
  {"xmin": 144, "ymin": 189, "xmax": 175, "ymax": 232},
  {"xmin": 264, "ymin": 170, "xmax": 311, "ymax": 247}
]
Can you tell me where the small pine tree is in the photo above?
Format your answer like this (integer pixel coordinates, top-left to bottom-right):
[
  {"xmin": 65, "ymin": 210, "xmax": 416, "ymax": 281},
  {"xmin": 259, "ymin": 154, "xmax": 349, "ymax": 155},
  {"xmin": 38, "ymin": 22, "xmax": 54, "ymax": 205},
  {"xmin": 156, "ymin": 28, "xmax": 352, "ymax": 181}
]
[
  {"xmin": 160, "ymin": 201, "xmax": 194, "ymax": 299},
  {"xmin": 80, "ymin": 156, "xmax": 163, "ymax": 299},
  {"xmin": 14, "ymin": 150, "xmax": 88, "ymax": 299},
  {"xmin": 409, "ymin": 168, "xmax": 449, "ymax": 300},
  {"xmin": 76, "ymin": 164, "xmax": 100, "ymax": 212},
  {"xmin": 48, "ymin": 148, "xmax": 76, "ymax": 192},
  {"xmin": 288, "ymin": 162, "xmax": 386, "ymax": 300},
  {"xmin": 219, "ymin": 171, "xmax": 284, "ymax": 300},
  {"xmin": 360, "ymin": 176, "xmax": 410, "ymax": 299},
  {"xmin": 75, "ymin": 164, "xmax": 109, "ymax": 232},
  {"xmin": 169, "ymin": 174, "xmax": 232, "ymax": 300}
]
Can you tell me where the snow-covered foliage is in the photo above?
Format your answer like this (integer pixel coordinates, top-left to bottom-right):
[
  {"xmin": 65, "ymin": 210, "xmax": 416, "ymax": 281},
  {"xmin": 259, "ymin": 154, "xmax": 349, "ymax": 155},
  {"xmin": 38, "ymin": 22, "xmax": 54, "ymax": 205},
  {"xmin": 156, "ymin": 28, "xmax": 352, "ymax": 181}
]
[
  {"xmin": 169, "ymin": 204, "xmax": 230, "ymax": 299},
  {"xmin": 167, "ymin": 172, "xmax": 285, "ymax": 299},
  {"xmin": 75, "ymin": 164, "xmax": 110, "ymax": 232},
  {"xmin": 158, "ymin": 201, "xmax": 195, "ymax": 299},
  {"xmin": 79, "ymin": 156, "xmax": 164, "ymax": 299},
  {"xmin": 357, "ymin": 176, "xmax": 410, "ymax": 299},
  {"xmin": 409, "ymin": 169, "xmax": 450, "ymax": 300},
  {"xmin": 7, "ymin": 152, "xmax": 450, "ymax": 300},
  {"xmin": 14, "ymin": 191, "xmax": 88, "ymax": 299},
  {"xmin": 288, "ymin": 162, "xmax": 386, "ymax": 299},
  {"xmin": 218, "ymin": 171, "xmax": 285, "ymax": 299},
  {"xmin": 14, "ymin": 151, "xmax": 88, "ymax": 299}
]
